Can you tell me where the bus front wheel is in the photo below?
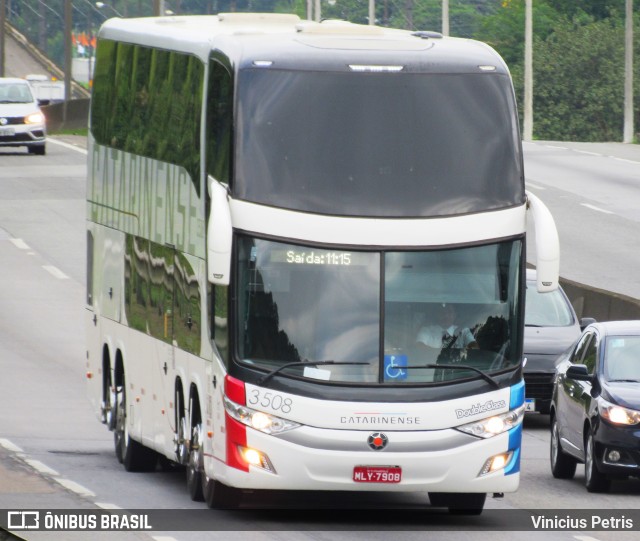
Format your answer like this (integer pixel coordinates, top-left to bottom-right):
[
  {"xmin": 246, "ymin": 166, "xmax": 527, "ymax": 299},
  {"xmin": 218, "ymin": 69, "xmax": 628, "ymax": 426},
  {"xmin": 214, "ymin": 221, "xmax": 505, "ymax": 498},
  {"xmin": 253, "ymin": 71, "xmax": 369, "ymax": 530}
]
[
  {"xmin": 428, "ymin": 492, "xmax": 486, "ymax": 515},
  {"xmin": 204, "ymin": 476, "xmax": 240, "ymax": 509}
]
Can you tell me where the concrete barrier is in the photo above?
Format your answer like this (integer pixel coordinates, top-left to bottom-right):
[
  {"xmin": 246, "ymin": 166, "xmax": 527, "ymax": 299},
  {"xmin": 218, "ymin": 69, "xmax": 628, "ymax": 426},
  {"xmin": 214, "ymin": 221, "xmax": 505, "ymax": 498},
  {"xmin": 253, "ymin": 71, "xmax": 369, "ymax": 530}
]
[
  {"xmin": 561, "ymin": 277, "xmax": 640, "ymax": 323},
  {"xmin": 43, "ymin": 99, "xmax": 90, "ymax": 132}
]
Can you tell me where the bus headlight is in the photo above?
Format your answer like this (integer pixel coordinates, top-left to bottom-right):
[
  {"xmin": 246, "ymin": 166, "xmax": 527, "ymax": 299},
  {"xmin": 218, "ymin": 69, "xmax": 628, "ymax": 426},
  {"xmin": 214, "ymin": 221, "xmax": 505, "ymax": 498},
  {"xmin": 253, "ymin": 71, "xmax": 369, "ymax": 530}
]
[
  {"xmin": 224, "ymin": 396, "xmax": 301, "ymax": 434},
  {"xmin": 455, "ymin": 405, "xmax": 524, "ymax": 439}
]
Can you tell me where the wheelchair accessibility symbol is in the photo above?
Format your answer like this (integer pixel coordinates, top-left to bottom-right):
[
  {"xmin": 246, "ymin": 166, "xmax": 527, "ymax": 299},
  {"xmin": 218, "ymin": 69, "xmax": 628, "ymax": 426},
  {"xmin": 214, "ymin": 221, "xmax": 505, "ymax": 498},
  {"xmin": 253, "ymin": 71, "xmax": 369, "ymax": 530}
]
[{"xmin": 384, "ymin": 354, "xmax": 408, "ymax": 381}]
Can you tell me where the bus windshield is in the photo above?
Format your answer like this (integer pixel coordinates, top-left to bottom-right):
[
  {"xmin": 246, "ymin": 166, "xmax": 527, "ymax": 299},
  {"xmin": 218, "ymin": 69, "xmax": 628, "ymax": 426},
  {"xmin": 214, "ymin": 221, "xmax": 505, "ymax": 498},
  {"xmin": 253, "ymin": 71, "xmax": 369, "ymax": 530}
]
[
  {"xmin": 236, "ymin": 236, "xmax": 523, "ymax": 385},
  {"xmin": 234, "ymin": 69, "xmax": 524, "ymax": 217}
]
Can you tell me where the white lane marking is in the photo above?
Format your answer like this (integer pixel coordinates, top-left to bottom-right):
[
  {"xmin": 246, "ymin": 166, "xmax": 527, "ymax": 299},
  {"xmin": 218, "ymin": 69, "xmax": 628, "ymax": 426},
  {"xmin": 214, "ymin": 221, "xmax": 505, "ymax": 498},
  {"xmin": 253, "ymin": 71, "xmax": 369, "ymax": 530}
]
[
  {"xmin": 610, "ymin": 156, "xmax": 640, "ymax": 165},
  {"xmin": 525, "ymin": 182, "xmax": 546, "ymax": 190},
  {"xmin": 581, "ymin": 203, "xmax": 614, "ymax": 215},
  {"xmin": 574, "ymin": 536, "xmax": 602, "ymax": 541},
  {"xmin": 42, "ymin": 265, "xmax": 70, "ymax": 279},
  {"xmin": 152, "ymin": 537, "xmax": 180, "ymax": 541},
  {"xmin": 55, "ymin": 477, "xmax": 96, "ymax": 498},
  {"xmin": 0, "ymin": 438, "xmax": 100, "ymax": 502},
  {"xmin": 575, "ymin": 150, "xmax": 602, "ymax": 157},
  {"xmin": 47, "ymin": 137, "xmax": 88, "ymax": 155},
  {"xmin": 23, "ymin": 459, "xmax": 59, "ymax": 476},
  {"xmin": 9, "ymin": 238, "xmax": 30, "ymax": 250},
  {"xmin": 96, "ymin": 503, "xmax": 122, "ymax": 510},
  {"xmin": 0, "ymin": 439, "xmax": 25, "ymax": 453}
]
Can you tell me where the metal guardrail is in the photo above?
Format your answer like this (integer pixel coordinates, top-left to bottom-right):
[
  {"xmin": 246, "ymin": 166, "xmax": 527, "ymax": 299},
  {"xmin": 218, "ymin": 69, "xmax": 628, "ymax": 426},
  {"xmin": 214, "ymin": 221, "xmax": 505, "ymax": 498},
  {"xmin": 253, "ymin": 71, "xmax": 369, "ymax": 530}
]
[{"xmin": 5, "ymin": 22, "xmax": 90, "ymax": 100}]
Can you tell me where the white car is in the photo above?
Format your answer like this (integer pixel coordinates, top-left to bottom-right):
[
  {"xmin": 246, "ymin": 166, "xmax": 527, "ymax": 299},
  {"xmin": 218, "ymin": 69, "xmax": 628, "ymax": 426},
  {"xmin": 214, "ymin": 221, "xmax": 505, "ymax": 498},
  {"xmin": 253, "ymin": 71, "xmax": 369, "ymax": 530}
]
[{"xmin": 0, "ymin": 77, "xmax": 47, "ymax": 155}]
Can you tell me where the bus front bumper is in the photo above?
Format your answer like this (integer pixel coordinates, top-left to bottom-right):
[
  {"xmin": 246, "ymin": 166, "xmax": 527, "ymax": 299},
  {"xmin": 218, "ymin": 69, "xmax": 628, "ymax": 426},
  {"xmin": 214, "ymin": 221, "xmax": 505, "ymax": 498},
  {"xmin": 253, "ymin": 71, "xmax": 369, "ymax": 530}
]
[{"xmin": 208, "ymin": 425, "xmax": 520, "ymax": 493}]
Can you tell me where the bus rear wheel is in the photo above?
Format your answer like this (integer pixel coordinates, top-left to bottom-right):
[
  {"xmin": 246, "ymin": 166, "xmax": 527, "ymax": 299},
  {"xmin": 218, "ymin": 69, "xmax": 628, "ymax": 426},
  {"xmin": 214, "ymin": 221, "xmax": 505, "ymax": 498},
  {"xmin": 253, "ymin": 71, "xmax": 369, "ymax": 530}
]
[
  {"xmin": 187, "ymin": 421, "xmax": 205, "ymax": 501},
  {"xmin": 113, "ymin": 374, "xmax": 157, "ymax": 472}
]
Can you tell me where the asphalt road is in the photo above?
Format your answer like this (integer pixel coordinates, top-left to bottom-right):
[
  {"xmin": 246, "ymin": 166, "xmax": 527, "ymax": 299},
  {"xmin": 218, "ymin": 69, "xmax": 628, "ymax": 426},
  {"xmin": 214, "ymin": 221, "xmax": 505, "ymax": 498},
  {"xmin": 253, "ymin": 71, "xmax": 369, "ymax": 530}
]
[
  {"xmin": 523, "ymin": 140, "xmax": 640, "ymax": 300},
  {"xmin": 1, "ymin": 138, "xmax": 639, "ymax": 541}
]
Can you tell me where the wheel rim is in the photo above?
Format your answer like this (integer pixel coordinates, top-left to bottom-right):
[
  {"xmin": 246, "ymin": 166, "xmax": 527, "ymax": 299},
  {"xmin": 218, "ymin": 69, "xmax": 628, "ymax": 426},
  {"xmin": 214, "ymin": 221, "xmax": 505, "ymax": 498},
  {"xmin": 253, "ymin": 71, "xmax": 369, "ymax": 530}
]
[
  {"xmin": 551, "ymin": 422, "xmax": 560, "ymax": 468},
  {"xmin": 107, "ymin": 385, "xmax": 117, "ymax": 429},
  {"xmin": 114, "ymin": 386, "xmax": 126, "ymax": 451},
  {"xmin": 586, "ymin": 435, "xmax": 594, "ymax": 485},
  {"xmin": 176, "ymin": 416, "xmax": 188, "ymax": 464},
  {"xmin": 187, "ymin": 424, "xmax": 203, "ymax": 484}
]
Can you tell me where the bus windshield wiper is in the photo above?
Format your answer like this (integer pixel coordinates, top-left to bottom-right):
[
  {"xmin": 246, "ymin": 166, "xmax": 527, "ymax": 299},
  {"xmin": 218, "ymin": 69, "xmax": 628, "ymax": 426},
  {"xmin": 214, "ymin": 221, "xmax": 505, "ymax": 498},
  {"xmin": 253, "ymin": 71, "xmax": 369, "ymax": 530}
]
[
  {"xmin": 405, "ymin": 364, "xmax": 500, "ymax": 389},
  {"xmin": 257, "ymin": 360, "xmax": 370, "ymax": 386}
]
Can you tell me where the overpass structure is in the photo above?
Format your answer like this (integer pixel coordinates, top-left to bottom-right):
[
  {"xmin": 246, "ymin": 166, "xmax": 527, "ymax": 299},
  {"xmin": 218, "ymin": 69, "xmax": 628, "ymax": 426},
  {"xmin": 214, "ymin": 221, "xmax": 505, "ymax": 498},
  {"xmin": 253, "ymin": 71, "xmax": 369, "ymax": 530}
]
[{"xmin": 1, "ymin": 22, "xmax": 90, "ymax": 99}]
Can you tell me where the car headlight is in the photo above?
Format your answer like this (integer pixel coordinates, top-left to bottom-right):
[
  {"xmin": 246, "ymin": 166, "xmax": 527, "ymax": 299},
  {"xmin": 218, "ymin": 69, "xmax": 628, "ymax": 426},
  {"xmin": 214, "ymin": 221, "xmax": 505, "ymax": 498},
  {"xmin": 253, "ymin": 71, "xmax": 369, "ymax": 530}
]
[
  {"xmin": 224, "ymin": 396, "xmax": 301, "ymax": 434},
  {"xmin": 599, "ymin": 399, "xmax": 640, "ymax": 426},
  {"xmin": 25, "ymin": 112, "xmax": 45, "ymax": 124},
  {"xmin": 455, "ymin": 405, "xmax": 524, "ymax": 438}
]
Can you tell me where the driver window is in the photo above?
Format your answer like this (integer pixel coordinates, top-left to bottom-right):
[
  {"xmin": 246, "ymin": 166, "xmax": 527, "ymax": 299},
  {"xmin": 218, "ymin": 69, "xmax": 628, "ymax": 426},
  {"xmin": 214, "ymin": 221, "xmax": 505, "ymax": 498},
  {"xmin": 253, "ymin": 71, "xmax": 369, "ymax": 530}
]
[
  {"xmin": 582, "ymin": 335, "xmax": 598, "ymax": 374},
  {"xmin": 571, "ymin": 332, "xmax": 592, "ymax": 364}
]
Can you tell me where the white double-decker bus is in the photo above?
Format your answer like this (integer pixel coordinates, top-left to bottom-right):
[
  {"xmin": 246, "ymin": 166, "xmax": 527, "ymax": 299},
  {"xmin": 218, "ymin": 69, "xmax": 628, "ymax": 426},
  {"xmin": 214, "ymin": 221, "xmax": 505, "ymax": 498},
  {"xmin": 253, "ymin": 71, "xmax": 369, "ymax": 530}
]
[{"xmin": 86, "ymin": 13, "xmax": 559, "ymax": 513}]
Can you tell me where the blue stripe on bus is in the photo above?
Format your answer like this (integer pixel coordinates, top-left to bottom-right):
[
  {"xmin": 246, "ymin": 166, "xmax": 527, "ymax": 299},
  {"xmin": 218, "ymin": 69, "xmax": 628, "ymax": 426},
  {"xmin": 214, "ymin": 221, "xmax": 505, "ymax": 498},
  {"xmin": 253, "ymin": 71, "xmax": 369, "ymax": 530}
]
[
  {"xmin": 510, "ymin": 379, "xmax": 525, "ymax": 409},
  {"xmin": 505, "ymin": 423, "xmax": 522, "ymax": 475},
  {"xmin": 504, "ymin": 380, "xmax": 525, "ymax": 475}
]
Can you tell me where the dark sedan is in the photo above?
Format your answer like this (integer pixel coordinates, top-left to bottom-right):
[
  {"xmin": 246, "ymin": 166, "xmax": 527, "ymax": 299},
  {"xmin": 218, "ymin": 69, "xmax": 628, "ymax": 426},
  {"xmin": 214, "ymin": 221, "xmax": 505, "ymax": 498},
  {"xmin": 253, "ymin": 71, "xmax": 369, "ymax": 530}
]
[
  {"xmin": 550, "ymin": 321, "xmax": 640, "ymax": 492},
  {"xmin": 523, "ymin": 269, "xmax": 593, "ymax": 414}
]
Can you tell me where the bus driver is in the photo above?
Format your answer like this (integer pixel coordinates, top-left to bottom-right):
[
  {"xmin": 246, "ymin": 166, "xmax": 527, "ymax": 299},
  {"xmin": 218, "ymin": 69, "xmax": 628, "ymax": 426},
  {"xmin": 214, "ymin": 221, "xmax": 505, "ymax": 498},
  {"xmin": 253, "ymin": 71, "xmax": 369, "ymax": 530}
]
[{"xmin": 416, "ymin": 303, "xmax": 478, "ymax": 357}]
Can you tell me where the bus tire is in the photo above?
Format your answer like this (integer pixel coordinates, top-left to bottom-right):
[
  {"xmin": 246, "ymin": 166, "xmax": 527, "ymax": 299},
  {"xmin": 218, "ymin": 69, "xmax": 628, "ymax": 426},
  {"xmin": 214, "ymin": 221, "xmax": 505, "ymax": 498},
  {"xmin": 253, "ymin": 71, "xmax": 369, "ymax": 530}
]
[
  {"xmin": 113, "ymin": 381, "xmax": 125, "ymax": 464},
  {"xmin": 204, "ymin": 477, "xmax": 240, "ymax": 509},
  {"xmin": 187, "ymin": 421, "xmax": 205, "ymax": 501},
  {"xmin": 447, "ymin": 493, "xmax": 486, "ymax": 515},
  {"xmin": 174, "ymin": 388, "xmax": 188, "ymax": 466},
  {"xmin": 428, "ymin": 492, "xmax": 486, "ymax": 515},
  {"xmin": 114, "ymin": 374, "xmax": 157, "ymax": 472}
]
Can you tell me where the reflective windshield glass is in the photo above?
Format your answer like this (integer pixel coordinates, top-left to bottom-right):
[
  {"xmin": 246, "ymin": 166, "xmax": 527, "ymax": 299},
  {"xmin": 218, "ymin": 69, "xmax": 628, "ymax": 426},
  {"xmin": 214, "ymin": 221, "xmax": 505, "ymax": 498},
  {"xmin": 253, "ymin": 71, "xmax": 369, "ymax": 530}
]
[
  {"xmin": 236, "ymin": 236, "xmax": 523, "ymax": 385},
  {"xmin": 604, "ymin": 336, "xmax": 640, "ymax": 381},
  {"xmin": 237, "ymin": 237, "xmax": 380, "ymax": 383},
  {"xmin": 235, "ymin": 70, "xmax": 523, "ymax": 217},
  {"xmin": 525, "ymin": 282, "xmax": 574, "ymax": 327}
]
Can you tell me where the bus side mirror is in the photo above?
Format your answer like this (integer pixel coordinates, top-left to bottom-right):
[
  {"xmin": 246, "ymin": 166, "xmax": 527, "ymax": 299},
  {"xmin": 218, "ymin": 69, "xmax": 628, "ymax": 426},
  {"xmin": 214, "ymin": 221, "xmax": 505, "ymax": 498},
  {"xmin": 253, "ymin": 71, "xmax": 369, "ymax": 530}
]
[
  {"xmin": 526, "ymin": 190, "xmax": 559, "ymax": 293},
  {"xmin": 207, "ymin": 178, "xmax": 232, "ymax": 285}
]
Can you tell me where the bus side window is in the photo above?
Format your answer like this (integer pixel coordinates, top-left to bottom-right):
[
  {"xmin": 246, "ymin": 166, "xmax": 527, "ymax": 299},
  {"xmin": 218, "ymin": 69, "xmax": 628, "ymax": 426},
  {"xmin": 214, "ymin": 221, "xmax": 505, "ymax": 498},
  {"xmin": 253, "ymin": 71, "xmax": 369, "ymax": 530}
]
[{"xmin": 206, "ymin": 59, "xmax": 233, "ymax": 186}]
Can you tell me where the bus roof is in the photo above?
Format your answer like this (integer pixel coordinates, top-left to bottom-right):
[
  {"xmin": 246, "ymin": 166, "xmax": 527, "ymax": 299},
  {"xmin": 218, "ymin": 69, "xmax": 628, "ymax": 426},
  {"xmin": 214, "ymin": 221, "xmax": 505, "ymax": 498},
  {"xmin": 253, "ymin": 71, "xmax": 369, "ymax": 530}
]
[{"xmin": 98, "ymin": 13, "xmax": 510, "ymax": 75}]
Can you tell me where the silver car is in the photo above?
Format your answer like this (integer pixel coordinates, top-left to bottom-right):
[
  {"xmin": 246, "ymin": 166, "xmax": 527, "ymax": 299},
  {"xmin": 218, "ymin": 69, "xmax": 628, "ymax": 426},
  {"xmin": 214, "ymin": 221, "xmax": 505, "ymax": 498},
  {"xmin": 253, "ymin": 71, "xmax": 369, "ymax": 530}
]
[{"xmin": 0, "ymin": 77, "xmax": 47, "ymax": 155}]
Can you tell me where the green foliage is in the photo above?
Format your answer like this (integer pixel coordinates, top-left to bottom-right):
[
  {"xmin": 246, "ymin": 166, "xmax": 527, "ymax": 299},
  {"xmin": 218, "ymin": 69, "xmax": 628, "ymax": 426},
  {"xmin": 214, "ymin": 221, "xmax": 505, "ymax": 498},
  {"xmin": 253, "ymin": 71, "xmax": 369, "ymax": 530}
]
[
  {"xmin": 6, "ymin": 0, "xmax": 638, "ymax": 142},
  {"xmin": 476, "ymin": 0, "xmax": 558, "ymax": 67},
  {"xmin": 480, "ymin": 1, "xmax": 638, "ymax": 141},
  {"xmin": 533, "ymin": 18, "xmax": 626, "ymax": 141}
]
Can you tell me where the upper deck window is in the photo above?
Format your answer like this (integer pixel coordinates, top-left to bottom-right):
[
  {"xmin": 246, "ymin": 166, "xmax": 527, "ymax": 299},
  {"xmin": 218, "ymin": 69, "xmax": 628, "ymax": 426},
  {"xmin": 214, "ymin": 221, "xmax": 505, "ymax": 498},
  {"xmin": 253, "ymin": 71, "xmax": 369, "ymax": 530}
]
[{"xmin": 234, "ymin": 69, "xmax": 524, "ymax": 217}]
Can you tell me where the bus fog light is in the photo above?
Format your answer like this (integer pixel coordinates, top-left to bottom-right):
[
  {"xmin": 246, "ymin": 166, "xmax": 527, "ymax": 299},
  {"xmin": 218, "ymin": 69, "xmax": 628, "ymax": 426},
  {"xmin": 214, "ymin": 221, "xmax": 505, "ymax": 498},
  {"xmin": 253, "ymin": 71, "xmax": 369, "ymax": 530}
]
[
  {"xmin": 238, "ymin": 446, "xmax": 276, "ymax": 473},
  {"xmin": 479, "ymin": 451, "xmax": 513, "ymax": 476}
]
